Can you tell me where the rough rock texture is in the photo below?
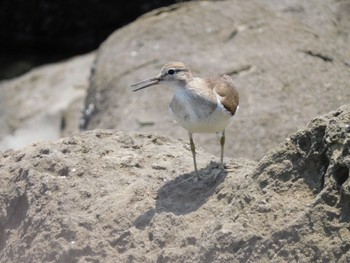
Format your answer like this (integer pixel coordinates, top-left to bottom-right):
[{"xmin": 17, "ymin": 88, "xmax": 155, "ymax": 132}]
[
  {"xmin": 0, "ymin": 105, "xmax": 349, "ymax": 262},
  {"xmin": 0, "ymin": 52, "xmax": 95, "ymax": 151},
  {"xmin": 82, "ymin": 0, "xmax": 350, "ymax": 161}
]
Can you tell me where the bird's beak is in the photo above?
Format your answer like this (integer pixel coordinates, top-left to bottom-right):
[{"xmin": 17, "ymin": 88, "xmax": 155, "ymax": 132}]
[{"xmin": 131, "ymin": 76, "xmax": 160, "ymax": 92}]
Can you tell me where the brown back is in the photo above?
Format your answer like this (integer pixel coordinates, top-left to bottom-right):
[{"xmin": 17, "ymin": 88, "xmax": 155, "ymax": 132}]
[{"xmin": 211, "ymin": 75, "xmax": 239, "ymax": 115}]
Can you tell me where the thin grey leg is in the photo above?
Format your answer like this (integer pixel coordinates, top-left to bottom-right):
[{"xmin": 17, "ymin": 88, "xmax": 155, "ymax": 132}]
[
  {"xmin": 188, "ymin": 132, "xmax": 199, "ymax": 175},
  {"xmin": 220, "ymin": 130, "xmax": 225, "ymax": 168}
]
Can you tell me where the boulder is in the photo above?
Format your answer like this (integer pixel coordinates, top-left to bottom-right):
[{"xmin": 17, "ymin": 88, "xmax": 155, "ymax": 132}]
[
  {"xmin": 0, "ymin": 105, "xmax": 349, "ymax": 262},
  {"xmin": 0, "ymin": 53, "xmax": 95, "ymax": 151}
]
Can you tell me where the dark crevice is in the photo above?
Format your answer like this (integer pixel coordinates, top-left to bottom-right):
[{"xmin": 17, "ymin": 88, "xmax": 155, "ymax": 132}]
[
  {"xmin": 320, "ymin": 164, "xmax": 326, "ymax": 191},
  {"xmin": 225, "ymin": 65, "xmax": 252, "ymax": 76},
  {"xmin": 0, "ymin": 223, "xmax": 6, "ymax": 253},
  {"xmin": 224, "ymin": 28, "xmax": 238, "ymax": 42},
  {"xmin": 339, "ymin": 192, "xmax": 350, "ymax": 222},
  {"xmin": 144, "ymin": 4, "xmax": 181, "ymax": 17},
  {"xmin": 334, "ymin": 165, "xmax": 349, "ymax": 187},
  {"xmin": 60, "ymin": 116, "xmax": 66, "ymax": 131},
  {"xmin": 318, "ymin": 153, "xmax": 329, "ymax": 191},
  {"xmin": 300, "ymin": 50, "xmax": 333, "ymax": 62}
]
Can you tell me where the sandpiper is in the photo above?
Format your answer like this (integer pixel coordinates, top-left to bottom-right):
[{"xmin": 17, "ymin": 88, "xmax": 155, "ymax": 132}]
[{"xmin": 131, "ymin": 62, "xmax": 239, "ymax": 178}]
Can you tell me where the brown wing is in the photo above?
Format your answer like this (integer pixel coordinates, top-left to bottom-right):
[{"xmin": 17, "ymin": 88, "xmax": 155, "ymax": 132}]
[{"xmin": 213, "ymin": 75, "xmax": 239, "ymax": 115}]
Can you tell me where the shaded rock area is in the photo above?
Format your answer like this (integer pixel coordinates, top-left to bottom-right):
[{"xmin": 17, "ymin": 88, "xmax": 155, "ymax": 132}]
[
  {"xmin": 0, "ymin": 105, "xmax": 349, "ymax": 262},
  {"xmin": 0, "ymin": 52, "xmax": 95, "ymax": 151},
  {"xmin": 82, "ymin": 0, "xmax": 350, "ymax": 161}
]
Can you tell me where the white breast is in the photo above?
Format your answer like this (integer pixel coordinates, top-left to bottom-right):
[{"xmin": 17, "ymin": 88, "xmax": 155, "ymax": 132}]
[{"xmin": 169, "ymin": 88, "xmax": 232, "ymax": 134}]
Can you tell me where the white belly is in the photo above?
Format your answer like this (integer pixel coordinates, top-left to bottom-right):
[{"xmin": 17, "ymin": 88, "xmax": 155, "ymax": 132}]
[
  {"xmin": 170, "ymin": 106, "xmax": 232, "ymax": 133},
  {"xmin": 169, "ymin": 88, "xmax": 232, "ymax": 133}
]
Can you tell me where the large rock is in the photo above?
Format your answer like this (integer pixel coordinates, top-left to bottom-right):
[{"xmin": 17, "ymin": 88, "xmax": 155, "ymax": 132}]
[
  {"xmin": 0, "ymin": 52, "xmax": 95, "ymax": 151},
  {"xmin": 0, "ymin": 105, "xmax": 349, "ymax": 262},
  {"xmin": 82, "ymin": 0, "xmax": 350, "ymax": 161}
]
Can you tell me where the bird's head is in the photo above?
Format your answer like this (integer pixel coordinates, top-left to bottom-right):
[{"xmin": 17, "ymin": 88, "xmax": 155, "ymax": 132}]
[{"xmin": 131, "ymin": 62, "xmax": 192, "ymax": 91}]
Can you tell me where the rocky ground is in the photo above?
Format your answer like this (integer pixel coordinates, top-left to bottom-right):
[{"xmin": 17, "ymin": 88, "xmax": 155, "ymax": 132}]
[
  {"xmin": 0, "ymin": 105, "xmax": 349, "ymax": 262},
  {"xmin": 0, "ymin": 0, "xmax": 350, "ymax": 262}
]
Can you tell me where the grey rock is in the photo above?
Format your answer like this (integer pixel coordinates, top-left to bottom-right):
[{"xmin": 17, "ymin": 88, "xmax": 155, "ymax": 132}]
[
  {"xmin": 0, "ymin": 105, "xmax": 349, "ymax": 262},
  {"xmin": 0, "ymin": 53, "xmax": 95, "ymax": 151}
]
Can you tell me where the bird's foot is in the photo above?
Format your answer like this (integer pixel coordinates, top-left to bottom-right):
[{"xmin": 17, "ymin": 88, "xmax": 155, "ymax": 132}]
[
  {"xmin": 180, "ymin": 171, "xmax": 218, "ymax": 183},
  {"xmin": 199, "ymin": 168, "xmax": 222, "ymax": 181},
  {"xmin": 222, "ymin": 163, "xmax": 236, "ymax": 172},
  {"xmin": 218, "ymin": 163, "xmax": 226, "ymax": 170},
  {"xmin": 179, "ymin": 164, "xmax": 226, "ymax": 184},
  {"xmin": 211, "ymin": 161, "xmax": 227, "ymax": 171},
  {"xmin": 197, "ymin": 167, "xmax": 223, "ymax": 181}
]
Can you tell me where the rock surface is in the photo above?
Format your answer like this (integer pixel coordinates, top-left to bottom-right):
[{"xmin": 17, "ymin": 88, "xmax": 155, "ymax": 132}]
[
  {"xmin": 0, "ymin": 52, "xmax": 95, "ymax": 151},
  {"xmin": 82, "ymin": 0, "xmax": 350, "ymax": 161},
  {"xmin": 0, "ymin": 105, "xmax": 349, "ymax": 262}
]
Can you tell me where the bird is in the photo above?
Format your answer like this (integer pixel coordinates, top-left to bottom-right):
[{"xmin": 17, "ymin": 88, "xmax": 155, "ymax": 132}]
[{"xmin": 131, "ymin": 62, "xmax": 239, "ymax": 179}]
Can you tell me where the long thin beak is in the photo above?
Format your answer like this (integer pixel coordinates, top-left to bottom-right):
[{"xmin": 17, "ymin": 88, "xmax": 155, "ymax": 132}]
[{"xmin": 131, "ymin": 76, "xmax": 160, "ymax": 92}]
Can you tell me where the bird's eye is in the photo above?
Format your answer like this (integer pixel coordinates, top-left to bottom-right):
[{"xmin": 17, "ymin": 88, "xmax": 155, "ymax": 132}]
[{"xmin": 167, "ymin": 69, "xmax": 175, "ymax": 75}]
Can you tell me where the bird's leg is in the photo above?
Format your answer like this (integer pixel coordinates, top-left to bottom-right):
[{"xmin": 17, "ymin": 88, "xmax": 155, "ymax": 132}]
[
  {"xmin": 219, "ymin": 130, "xmax": 225, "ymax": 169},
  {"xmin": 188, "ymin": 132, "xmax": 199, "ymax": 176}
]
